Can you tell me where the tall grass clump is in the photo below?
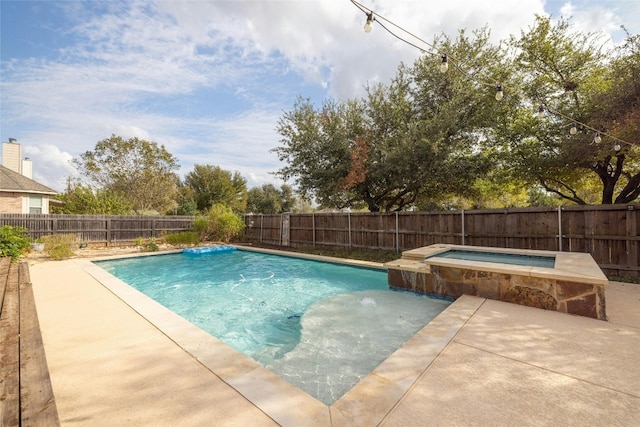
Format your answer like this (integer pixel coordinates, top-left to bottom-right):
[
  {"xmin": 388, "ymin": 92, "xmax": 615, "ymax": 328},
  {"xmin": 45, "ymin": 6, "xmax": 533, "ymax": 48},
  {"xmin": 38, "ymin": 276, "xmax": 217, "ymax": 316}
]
[
  {"xmin": 41, "ymin": 234, "xmax": 77, "ymax": 260},
  {"xmin": 163, "ymin": 231, "xmax": 199, "ymax": 246}
]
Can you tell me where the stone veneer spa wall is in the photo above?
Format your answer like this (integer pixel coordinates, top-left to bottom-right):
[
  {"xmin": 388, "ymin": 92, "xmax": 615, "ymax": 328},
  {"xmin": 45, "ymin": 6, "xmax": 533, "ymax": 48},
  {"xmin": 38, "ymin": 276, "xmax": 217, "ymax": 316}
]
[{"xmin": 385, "ymin": 244, "xmax": 607, "ymax": 320}]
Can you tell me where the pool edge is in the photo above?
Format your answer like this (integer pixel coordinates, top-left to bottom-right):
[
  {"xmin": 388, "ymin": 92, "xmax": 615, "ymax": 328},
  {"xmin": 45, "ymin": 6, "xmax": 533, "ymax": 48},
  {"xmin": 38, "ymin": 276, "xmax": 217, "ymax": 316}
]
[{"xmin": 76, "ymin": 248, "xmax": 477, "ymax": 426}]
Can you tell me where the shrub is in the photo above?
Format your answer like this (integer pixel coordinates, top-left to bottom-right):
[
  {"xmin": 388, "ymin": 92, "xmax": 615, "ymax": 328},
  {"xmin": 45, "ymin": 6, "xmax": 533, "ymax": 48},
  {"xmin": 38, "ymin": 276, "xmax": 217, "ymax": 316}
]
[
  {"xmin": 40, "ymin": 234, "xmax": 77, "ymax": 260},
  {"xmin": 192, "ymin": 216, "xmax": 212, "ymax": 242},
  {"xmin": 0, "ymin": 226, "xmax": 31, "ymax": 262},
  {"xmin": 163, "ymin": 231, "xmax": 199, "ymax": 246},
  {"xmin": 217, "ymin": 211, "xmax": 245, "ymax": 243},
  {"xmin": 192, "ymin": 204, "xmax": 245, "ymax": 243},
  {"xmin": 141, "ymin": 241, "xmax": 159, "ymax": 252}
]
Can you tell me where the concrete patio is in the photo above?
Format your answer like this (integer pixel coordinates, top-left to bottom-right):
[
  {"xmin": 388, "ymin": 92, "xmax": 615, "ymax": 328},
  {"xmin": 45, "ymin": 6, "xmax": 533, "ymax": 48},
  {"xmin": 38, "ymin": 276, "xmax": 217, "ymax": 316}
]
[{"xmin": 29, "ymin": 254, "xmax": 640, "ymax": 426}]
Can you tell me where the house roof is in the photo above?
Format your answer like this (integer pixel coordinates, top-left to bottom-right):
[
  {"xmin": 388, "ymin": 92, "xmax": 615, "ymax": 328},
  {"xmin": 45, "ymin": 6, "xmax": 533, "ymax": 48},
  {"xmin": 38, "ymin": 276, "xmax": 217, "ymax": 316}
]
[{"xmin": 0, "ymin": 165, "xmax": 58, "ymax": 195}]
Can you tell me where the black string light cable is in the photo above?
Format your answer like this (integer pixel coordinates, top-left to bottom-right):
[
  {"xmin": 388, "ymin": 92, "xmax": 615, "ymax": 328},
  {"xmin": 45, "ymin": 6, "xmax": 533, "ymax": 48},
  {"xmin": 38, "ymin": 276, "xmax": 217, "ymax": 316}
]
[
  {"xmin": 538, "ymin": 103, "xmax": 633, "ymax": 151},
  {"xmin": 350, "ymin": 0, "xmax": 634, "ymax": 151},
  {"xmin": 350, "ymin": 0, "xmax": 501, "ymax": 90}
]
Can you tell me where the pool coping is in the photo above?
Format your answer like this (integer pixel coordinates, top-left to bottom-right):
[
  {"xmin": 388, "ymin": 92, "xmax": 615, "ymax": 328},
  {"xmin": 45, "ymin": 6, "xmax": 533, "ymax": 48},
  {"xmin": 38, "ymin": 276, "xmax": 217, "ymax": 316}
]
[
  {"xmin": 77, "ymin": 247, "xmax": 482, "ymax": 426},
  {"xmin": 398, "ymin": 244, "xmax": 608, "ymax": 285}
]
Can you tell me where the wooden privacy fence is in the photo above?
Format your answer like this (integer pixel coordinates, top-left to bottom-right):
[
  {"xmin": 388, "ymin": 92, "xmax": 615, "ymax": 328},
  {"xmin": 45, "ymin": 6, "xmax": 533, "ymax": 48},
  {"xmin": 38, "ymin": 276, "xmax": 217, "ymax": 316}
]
[
  {"xmin": 243, "ymin": 204, "xmax": 640, "ymax": 278},
  {"xmin": 0, "ymin": 214, "xmax": 194, "ymax": 246}
]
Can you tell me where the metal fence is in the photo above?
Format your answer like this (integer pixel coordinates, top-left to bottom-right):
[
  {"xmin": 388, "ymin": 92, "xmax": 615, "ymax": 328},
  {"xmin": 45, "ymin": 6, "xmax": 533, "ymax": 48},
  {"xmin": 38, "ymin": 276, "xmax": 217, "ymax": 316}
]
[
  {"xmin": 0, "ymin": 214, "xmax": 194, "ymax": 246},
  {"xmin": 242, "ymin": 204, "xmax": 640, "ymax": 278}
]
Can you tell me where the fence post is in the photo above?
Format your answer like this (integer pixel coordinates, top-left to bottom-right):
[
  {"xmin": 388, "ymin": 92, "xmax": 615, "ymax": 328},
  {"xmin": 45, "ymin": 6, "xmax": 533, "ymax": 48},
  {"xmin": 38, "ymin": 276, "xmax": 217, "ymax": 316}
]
[
  {"xmin": 281, "ymin": 213, "xmax": 290, "ymax": 246},
  {"xmin": 626, "ymin": 205, "xmax": 637, "ymax": 277},
  {"xmin": 106, "ymin": 217, "xmax": 112, "ymax": 246},
  {"xmin": 395, "ymin": 212, "xmax": 399, "ymax": 253},
  {"xmin": 312, "ymin": 213, "xmax": 316, "ymax": 248},
  {"xmin": 461, "ymin": 210, "xmax": 465, "ymax": 246},
  {"xmin": 259, "ymin": 215, "xmax": 263, "ymax": 243},
  {"xmin": 348, "ymin": 212, "xmax": 352, "ymax": 249},
  {"xmin": 557, "ymin": 206, "xmax": 562, "ymax": 252}
]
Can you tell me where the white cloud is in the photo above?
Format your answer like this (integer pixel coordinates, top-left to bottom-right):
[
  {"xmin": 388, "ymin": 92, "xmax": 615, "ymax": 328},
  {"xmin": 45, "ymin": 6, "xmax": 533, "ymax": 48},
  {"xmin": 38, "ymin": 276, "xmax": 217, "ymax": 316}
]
[
  {"xmin": 22, "ymin": 144, "xmax": 77, "ymax": 192},
  {"xmin": 2, "ymin": 0, "xmax": 637, "ymax": 193},
  {"xmin": 556, "ymin": 1, "xmax": 639, "ymax": 44}
]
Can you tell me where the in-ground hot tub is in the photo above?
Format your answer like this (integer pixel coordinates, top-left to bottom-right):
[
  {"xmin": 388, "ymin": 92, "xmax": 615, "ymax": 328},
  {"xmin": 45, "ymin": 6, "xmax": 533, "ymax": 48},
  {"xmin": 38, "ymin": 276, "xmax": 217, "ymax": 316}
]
[{"xmin": 385, "ymin": 244, "xmax": 607, "ymax": 320}]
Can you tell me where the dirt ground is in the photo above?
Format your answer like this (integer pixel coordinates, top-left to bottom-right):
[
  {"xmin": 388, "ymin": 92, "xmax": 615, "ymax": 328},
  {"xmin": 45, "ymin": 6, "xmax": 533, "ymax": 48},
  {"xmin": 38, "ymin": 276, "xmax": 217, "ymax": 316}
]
[{"xmin": 25, "ymin": 243, "xmax": 182, "ymax": 264}]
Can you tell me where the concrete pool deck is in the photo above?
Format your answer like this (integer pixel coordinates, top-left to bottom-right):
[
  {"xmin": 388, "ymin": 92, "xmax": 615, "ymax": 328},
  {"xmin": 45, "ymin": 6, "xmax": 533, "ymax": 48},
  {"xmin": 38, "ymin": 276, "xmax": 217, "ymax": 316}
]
[{"xmin": 29, "ymin": 253, "xmax": 640, "ymax": 426}]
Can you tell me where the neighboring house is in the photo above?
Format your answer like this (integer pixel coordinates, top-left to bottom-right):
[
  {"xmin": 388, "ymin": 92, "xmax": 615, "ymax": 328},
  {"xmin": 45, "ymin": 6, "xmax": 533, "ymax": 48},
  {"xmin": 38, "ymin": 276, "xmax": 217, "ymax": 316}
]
[
  {"xmin": 0, "ymin": 165, "xmax": 58, "ymax": 214},
  {"xmin": 1, "ymin": 139, "xmax": 58, "ymax": 214}
]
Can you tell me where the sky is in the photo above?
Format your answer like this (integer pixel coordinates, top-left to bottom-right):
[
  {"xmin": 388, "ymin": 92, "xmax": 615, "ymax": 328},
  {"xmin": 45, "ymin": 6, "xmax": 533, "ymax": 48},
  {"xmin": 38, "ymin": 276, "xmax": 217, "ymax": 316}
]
[{"xmin": 1, "ymin": 0, "xmax": 639, "ymax": 193}]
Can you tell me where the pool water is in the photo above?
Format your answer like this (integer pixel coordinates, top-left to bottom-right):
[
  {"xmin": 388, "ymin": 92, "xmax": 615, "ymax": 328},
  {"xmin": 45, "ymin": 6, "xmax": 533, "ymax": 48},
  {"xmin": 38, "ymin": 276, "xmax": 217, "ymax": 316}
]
[
  {"xmin": 425, "ymin": 249, "xmax": 556, "ymax": 268},
  {"xmin": 96, "ymin": 250, "xmax": 451, "ymax": 404}
]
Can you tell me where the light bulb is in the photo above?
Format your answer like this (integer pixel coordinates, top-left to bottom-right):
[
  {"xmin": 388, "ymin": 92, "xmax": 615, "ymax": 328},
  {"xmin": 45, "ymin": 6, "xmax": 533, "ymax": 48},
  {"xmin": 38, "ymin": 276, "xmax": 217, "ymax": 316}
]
[
  {"xmin": 594, "ymin": 132, "xmax": 601, "ymax": 144},
  {"xmin": 440, "ymin": 54, "xmax": 448, "ymax": 73},
  {"xmin": 570, "ymin": 124, "xmax": 577, "ymax": 135},
  {"xmin": 537, "ymin": 105, "xmax": 545, "ymax": 118},
  {"xmin": 364, "ymin": 12, "xmax": 373, "ymax": 33},
  {"xmin": 614, "ymin": 140, "xmax": 621, "ymax": 152},
  {"xmin": 495, "ymin": 84, "xmax": 503, "ymax": 101}
]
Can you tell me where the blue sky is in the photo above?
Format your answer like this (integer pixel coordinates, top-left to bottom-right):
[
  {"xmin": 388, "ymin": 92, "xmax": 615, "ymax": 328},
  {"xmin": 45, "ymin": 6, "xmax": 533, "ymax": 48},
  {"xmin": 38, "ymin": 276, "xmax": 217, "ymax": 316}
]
[{"xmin": 1, "ymin": 0, "xmax": 639, "ymax": 192}]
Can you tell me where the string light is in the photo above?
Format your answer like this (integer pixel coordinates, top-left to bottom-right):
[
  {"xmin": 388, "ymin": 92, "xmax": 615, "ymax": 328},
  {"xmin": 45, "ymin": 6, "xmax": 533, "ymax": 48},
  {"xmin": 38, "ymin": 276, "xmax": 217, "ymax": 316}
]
[
  {"xmin": 548, "ymin": 105, "xmax": 634, "ymax": 149},
  {"xmin": 364, "ymin": 12, "xmax": 374, "ymax": 33},
  {"xmin": 440, "ymin": 54, "xmax": 449, "ymax": 73},
  {"xmin": 350, "ymin": 0, "xmax": 634, "ymax": 150},
  {"xmin": 614, "ymin": 140, "xmax": 622, "ymax": 152},
  {"xmin": 593, "ymin": 132, "xmax": 602, "ymax": 144}
]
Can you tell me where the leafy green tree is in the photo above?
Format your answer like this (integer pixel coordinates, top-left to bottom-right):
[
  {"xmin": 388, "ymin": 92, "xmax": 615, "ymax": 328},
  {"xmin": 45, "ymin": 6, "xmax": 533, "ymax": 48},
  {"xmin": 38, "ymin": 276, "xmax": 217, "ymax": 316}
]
[
  {"xmin": 527, "ymin": 187, "xmax": 562, "ymax": 207},
  {"xmin": 503, "ymin": 16, "xmax": 640, "ymax": 204},
  {"xmin": 73, "ymin": 135, "xmax": 180, "ymax": 213},
  {"xmin": 274, "ymin": 29, "xmax": 502, "ymax": 211},
  {"xmin": 182, "ymin": 164, "xmax": 247, "ymax": 213},
  {"xmin": 174, "ymin": 186, "xmax": 199, "ymax": 215},
  {"xmin": 52, "ymin": 182, "xmax": 133, "ymax": 214},
  {"xmin": 246, "ymin": 184, "xmax": 296, "ymax": 214}
]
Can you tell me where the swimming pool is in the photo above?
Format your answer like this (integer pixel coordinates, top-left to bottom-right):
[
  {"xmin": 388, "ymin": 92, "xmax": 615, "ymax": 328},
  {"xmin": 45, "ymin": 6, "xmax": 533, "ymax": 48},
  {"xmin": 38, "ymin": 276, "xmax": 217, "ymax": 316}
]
[{"xmin": 95, "ymin": 249, "xmax": 451, "ymax": 404}]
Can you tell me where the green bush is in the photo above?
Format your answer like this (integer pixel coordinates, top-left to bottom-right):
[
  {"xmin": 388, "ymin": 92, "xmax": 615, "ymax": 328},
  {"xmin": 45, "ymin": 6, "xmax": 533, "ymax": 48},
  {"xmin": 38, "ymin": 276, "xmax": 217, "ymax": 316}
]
[
  {"xmin": 0, "ymin": 226, "xmax": 31, "ymax": 262},
  {"xmin": 41, "ymin": 234, "xmax": 77, "ymax": 260},
  {"xmin": 193, "ymin": 204, "xmax": 245, "ymax": 243},
  {"xmin": 141, "ymin": 241, "xmax": 159, "ymax": 252},
  {"xmin": 163, "ymin": 231, "xmax": 199, "ymax": 246},
  {"xmin": 217, "ymin": 211, "xmax": 245, "ymax": 243},
  {"xmin": 192, "ymin": 216, "xmax": 212, "ymax": 242}
]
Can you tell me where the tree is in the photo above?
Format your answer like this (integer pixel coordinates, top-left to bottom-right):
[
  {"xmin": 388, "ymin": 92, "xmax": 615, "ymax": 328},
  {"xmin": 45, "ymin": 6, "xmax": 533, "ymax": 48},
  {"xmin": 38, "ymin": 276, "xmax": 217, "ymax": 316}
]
[
  {"xmin": 182, "ymin": 164, "xmax": 247, "ymax": 213},
  {"xmin": 246, "ymin": 184, "xmax": 296, "ymax": 214},
  {"xmin": 52, "ymin": 182, "xmax": 133, "ymax": 214},
  {"xmin": 73, "ymin": 135, "xmax": 180, "ymax": 213},
  {"xmin": 503, "ymin": 16, "xmax": 640, "ymax": 204},
  {"xmin": 274, "ymin": 29, "xmax": 502, "ymax": 212},
  {"xmin": 174, "ymin": 186, "xmax": 199, "ymax": 216}
]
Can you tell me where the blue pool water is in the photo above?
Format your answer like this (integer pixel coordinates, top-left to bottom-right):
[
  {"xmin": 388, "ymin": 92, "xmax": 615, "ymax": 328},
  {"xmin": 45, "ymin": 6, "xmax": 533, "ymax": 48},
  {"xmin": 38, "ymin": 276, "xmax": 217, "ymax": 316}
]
[
  {"xmin": 425, "ymin": 249, "xmax": 556, "ymax": 268},
  {"xmin": 95, "ymin": 250, "xmax": 450, "ymax": 404}
]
